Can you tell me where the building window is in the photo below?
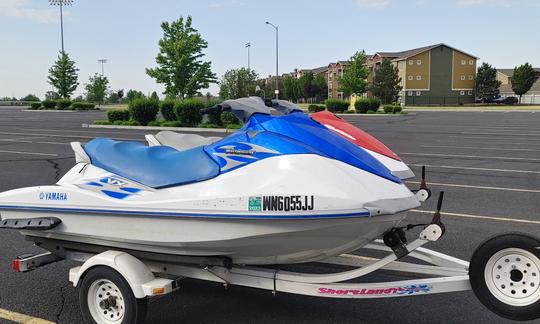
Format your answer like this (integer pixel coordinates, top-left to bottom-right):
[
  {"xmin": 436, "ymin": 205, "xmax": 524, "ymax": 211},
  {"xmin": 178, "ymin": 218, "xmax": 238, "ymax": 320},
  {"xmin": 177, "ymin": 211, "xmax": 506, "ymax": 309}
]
[
  {"xmin": 416, "ymin": 75, "xmax": 422, "ymax": 80},
  {"xmin": 408, "ymin": 91, "xmax": 413, "ymax": 96},
  {"xmin": 469, "ymin": 60, "xmax": 474, "ymax": 65},
  {"xmin": 460, "ymin": 90, "xmax": 465, "ymax": 95},
  {"xmin": 461, "ymin": 60, "xmax": 466, "ymax": 65},
  {"xmin": 417, "ymin": 59, "xmax": 422, "ymax": 65},
  {"xmin": 460, "ymin": 75, "xmax": 466, "ymax": 81},
  {"xmin": 416, "ymin": 91, "xmax": 421, "ymax": 96},
  {"xmin": 468, "ymin": 90, "xmax": 473, "ymax": 95},
  {"xmin": 409, "ymin": 60, "xmax": 414, "ymax": 65},
  {"xmin": 468, "ymin": 75, "xmax": 473, "ymax": 80},
  {"xmin": 408, "ymin": 75, "xmax": 413, "ymax": 80},
  {"xmin": 399, "ymin": 61, "xmax": 405, "ymax": 68}
]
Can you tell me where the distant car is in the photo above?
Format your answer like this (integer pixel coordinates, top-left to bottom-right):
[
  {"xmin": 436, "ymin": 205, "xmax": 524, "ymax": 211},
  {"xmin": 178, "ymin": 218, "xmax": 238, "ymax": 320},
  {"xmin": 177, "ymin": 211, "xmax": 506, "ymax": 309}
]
[{"xmin": 475, "ymin": 96, "xmax": 504, "ymax": 104}]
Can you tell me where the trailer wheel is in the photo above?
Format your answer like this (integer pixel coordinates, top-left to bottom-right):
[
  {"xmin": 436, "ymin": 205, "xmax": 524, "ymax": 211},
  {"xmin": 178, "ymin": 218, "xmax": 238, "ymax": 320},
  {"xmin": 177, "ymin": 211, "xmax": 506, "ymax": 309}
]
[
  {"xmin": 79, "ymin": 266, "xmax": 147, "ymax": 324},
  {"xmin": 470, "ymin": 233, "xmax": 540, "ymax": 321}
]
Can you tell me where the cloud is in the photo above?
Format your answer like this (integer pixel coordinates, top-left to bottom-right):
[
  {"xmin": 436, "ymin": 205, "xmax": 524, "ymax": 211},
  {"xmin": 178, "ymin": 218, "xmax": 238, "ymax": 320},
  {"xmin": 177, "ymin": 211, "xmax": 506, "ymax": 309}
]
[
  {"xmin": 0, "ymin": 0, "xmax": 69, "ymax": 23},
  {"xmin": 356, "ymin": 0, "xmax": 391, "ymax": 9},
  {"xmin": 456, "ymin": 0, "xmax": 537, "ymax": 6}
]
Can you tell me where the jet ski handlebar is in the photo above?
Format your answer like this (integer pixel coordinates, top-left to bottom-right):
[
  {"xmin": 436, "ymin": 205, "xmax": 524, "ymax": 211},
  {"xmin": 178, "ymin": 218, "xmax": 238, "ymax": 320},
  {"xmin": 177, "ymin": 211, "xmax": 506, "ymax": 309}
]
[{"xmin": 200, "ymin": 104, "xmax": 231, "ymax": 115}]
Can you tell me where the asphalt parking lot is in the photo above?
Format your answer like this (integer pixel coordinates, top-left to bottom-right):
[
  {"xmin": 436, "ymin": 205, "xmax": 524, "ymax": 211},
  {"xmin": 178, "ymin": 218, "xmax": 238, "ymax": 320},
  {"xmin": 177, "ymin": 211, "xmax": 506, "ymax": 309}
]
[{"xmin": 0, "ymin": 107, "xmax": 539, "ymax": 324}]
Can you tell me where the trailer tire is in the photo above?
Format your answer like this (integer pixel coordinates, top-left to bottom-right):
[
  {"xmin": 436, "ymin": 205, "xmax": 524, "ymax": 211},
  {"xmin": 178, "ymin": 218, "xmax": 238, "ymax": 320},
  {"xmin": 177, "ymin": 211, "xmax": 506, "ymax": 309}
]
[
  {"xmin": 470, "ymin": 233, "xmax": 540, "ymax": 321},
  {"xmin": 79, "ymin": 266, "xmax": 148, "ymax": 324}
]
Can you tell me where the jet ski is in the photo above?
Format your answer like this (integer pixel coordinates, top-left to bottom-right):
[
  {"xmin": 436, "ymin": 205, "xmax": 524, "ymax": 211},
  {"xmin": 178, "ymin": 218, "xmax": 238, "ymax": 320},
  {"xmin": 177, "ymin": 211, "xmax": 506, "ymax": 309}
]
[
  {"xmin": 146, "ymin": 98, "xmax": 414, "ymax": 180},
  {"xmin": 0, "ymin": 97, "xmax": 423, "ymax": 265}
]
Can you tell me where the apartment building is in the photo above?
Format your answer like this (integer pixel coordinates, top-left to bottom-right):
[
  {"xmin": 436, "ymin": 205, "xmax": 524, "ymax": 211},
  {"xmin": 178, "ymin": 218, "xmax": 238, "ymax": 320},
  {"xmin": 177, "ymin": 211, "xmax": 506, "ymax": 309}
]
[{"xmin": 372, "ymin": 44, "xmax": 478, "ymax": 104}]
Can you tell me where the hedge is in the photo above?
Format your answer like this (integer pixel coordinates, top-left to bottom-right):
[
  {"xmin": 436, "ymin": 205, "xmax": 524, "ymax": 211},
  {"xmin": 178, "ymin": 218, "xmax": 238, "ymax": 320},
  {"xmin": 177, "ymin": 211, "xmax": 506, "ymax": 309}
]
[
  {"xmin": 29, "ymin": 102, "xmax": 41, "ymax": 109},
  {"xmin": 503, "ymin": 97, "xmax": 518, "ymax": 105},
  {"xmin": 308, "ymin": 104, "xmax": 325, "ymax": 113},
  {"xmin": 56, "ymin": 99, "xmax": 71, "ymax": 110},
  {"xmin": 129, "ymin": 98, "xmax": 159, "ymax": 126},
  {"xmin": 72, "ymin": 102, "xmax": 96, "ymax": 110},
  {"xmin": 325, "ymin": 98, "xmax": 349, "ymax": 113},
  {"xmin": 174, "ymin": 99, "xmax": 204, "ymax": 127},
  {"xmin": 220, "ymin": 111, "xmax": 238, "ymax": 126},
  {"xmin": 42, "ymin": 100, "xmax": 57, "ymax": 109},
  {"xmin": 160, "ymin": 99, "xmax": 176, "ymax": 121},
  {"xmin": 107, "ymin": 109, "xmax": 130, "ymax": 123},
  {"xmin": 355, "ymin": 97, "xmax": 381, "ymax": 113}
]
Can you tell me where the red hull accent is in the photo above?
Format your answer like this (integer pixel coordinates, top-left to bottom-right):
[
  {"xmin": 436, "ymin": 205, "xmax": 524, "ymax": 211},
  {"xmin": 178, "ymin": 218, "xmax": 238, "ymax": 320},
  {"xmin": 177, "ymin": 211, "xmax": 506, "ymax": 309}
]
[{"xmin": 311, "ymin": 111, "xmax": 401, "ymax": 161}]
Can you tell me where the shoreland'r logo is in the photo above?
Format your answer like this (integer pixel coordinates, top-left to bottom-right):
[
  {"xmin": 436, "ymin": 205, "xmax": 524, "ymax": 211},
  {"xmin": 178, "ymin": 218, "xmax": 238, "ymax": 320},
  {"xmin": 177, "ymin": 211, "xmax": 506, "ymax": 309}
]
[
  {"xmin": 39, "ymin": 192, "xmax": 68, "ymax": 201},
  {"xmin": 248, "ymin": 196, "xmax": 314, "ymax": 212}
]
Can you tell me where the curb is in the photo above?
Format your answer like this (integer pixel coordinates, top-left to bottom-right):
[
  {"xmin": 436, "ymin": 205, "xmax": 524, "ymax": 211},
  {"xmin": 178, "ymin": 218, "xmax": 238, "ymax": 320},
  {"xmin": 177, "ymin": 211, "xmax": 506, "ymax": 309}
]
[
  {"xmin": 23, "ymin": 109, "xmax": 76, "ymax": 113},
  {"xmin": 83, "ymin": 124, "xmax": 231, "ymax": 133}
]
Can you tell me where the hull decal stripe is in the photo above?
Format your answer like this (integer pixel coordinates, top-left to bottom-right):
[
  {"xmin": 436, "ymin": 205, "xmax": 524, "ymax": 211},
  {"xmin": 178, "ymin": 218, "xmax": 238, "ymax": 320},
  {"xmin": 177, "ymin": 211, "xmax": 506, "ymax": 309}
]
[{"xmin": 0, "ymin": 205, "xmax": 371, "ymax": 220}]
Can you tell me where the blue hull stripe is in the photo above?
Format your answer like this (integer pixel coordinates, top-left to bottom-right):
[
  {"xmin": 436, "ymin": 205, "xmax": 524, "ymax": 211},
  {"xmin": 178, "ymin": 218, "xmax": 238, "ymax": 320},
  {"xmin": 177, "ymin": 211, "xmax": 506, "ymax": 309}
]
[{"xmin": 0, "ymin": 205, "xmax": 371, "ymax": 220}]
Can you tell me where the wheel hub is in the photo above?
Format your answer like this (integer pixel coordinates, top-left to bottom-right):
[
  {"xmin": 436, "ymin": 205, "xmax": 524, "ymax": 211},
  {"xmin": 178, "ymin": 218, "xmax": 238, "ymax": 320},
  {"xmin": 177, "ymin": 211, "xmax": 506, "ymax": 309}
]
[
  {"xmin": 485, "ymin": 248, "xmax": 540, "ymax": 306},
  {"xmin": 88, "ymin": 279, "xmax": 126, "ymax": 323}
]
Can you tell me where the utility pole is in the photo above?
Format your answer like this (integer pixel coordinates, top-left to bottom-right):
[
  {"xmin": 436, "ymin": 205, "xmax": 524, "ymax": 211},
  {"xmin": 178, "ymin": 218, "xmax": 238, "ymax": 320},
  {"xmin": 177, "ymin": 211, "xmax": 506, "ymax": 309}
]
[
  {"xmin": 98, "ymin": 59, "xmax": 107, "ymax": 76},
  {"xmin": 49, "ymin": 0, "xmax": 73, "ymax": 53},
  {"xmin": 245, "ymin": 42, "xmax": 251, "ymax": 70},
  {"xmin": 265, "ymin": 21, "xmax": 279, "ymax": 99}
]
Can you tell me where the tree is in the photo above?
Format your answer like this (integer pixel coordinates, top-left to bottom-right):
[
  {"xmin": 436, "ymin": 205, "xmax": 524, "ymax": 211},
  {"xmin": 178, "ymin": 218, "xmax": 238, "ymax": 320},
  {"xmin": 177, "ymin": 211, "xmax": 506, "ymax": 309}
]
[
  {"xmin": 475, "ymin": 62, "xmax": 501, "ymax": 103},
  {"xmin": 85, "ymin": 73, "xmax": 109, "ymax": 105},
  {"xmin": 512, "ymin": 63, "xmax": 536, "ymax": 103},
  {"xmin": 218, "ymin": 68, "xmax": 258, "ymax": 99},
  {"xmin": 45, "ymin": 91, "xmax": 60, "ymax": 100},
  {"xmin": 313, "ymin": 74, "xmax": 328, "ymax": 103},
  {"xmin": 298, "ymin": 72, "xmax": 317, "ymax": 102},
  {"xmin": 370, "ymin": 59, "xmax": 402, "ymax": 104},
  {"xmin": 146, "ymin": 16, "xmax": 217, "ymax": 99},
  {"xmin": 126, "ymin": 89, "xmax": 145, "ymax": 102},
  {"xmin": 20, "ymin": 94, "xmax": 40, "ymax": 102},
  {"xmin": 339, "ymin": 51, "xmax": 369, "ymax": 97},
  {"xmin": 283, "ymin": 76, "xmax": 299, "ymax": 102},
  {"xmin": 47, "ymin": 51, "xmax": 79, "ymax": 99},
  {"xmin": 150, "ymin": 91, "xmax": 160, "ymax": 101}
]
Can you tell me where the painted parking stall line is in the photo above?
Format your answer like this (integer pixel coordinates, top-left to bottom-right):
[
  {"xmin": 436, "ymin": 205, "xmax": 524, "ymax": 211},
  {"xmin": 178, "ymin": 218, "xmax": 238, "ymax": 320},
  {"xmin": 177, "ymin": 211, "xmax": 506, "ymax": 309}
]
[
  {"xmin": 410, "ymin": 209, "xmax": 540, "ymax": 225},
  {"xmin": 408, "ymin": 164, "xmax": 540, "ymax": 175},
  {"xmin": 0, "ymin": 308, "xmax": 55, "ymax": 324},
  {"xmin": 0, "ymin": 149, "xmax": 58, "ymax": 157},
  {"xmin": 406, "ymin": 181, "xmax": 540, "ymax": 194},
  {"xmin": 421, "ymin": 145, "xmax": 540, "ymax": 153}
]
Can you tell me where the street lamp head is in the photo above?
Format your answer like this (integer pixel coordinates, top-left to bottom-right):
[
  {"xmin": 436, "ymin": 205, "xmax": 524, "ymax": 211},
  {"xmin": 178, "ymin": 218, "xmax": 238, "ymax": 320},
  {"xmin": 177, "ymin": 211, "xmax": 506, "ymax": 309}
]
[{"xmin": 49, "ymin": 0, "xmax": 73, "ymax": 5}]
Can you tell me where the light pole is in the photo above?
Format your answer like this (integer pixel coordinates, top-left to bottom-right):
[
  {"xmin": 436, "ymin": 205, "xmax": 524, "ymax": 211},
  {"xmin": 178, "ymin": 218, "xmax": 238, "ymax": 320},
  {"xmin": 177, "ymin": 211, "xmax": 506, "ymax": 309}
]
[
  {"xmin": 245, "ymin": 42, "xmax": 251, "ymax": 70},
  {"xmin": 265, "ymin": 21, "xmax": 279, "ymax": 99},
  {"xmin": 98, "ymin": 59, "xmax": 107, "ymax": 76},
  {"xmin": 49, "ymin": 0, "xmax": 73, "ymax": 53}
]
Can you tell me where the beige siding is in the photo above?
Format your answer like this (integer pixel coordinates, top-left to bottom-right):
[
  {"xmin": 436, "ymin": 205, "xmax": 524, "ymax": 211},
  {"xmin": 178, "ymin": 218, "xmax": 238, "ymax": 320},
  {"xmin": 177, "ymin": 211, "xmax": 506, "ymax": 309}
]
[
  {"xmin": 404, "ymin": 51, "xmax": 430, "ymax": 90},
  {"xmin": 452, "ymin": 50, "xmax": 476, "ymax": 90}
]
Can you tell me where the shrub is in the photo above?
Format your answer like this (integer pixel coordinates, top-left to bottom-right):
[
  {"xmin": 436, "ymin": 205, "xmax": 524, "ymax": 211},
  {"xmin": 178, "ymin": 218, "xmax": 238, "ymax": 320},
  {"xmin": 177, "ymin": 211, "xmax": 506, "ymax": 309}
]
[
  {"xmin": 354, "ymin": 98, "xmax": 370, "ymax": 113},
  {"xmin": 93, "ymin": 120, "xmax": 110, "ymax": 125},
  {"xmin": 503, "ymin": 97, "xmax": 518, "ymax": 105},
  {"xmin": 160, "ymin": 99, "xmax": 176, "ymax": 121},
  {"xmin": 383, "ymin": 105, "xmax": 394, "ymax": 114},
  {"xmin": 367, "ymin": 110, "xmax": 376, "ymax": 114},
  {"xmin": 107, "ymin": 109, "xmax": 130, "ymax": 123},
  {"xmin": 343, "ymin": 110, "xmax": 355, "ymax": 114},
  {"xmin": 160, "ymin": 120, "xmax": 183, "ymax": 127},
  {"xmin": 325, "ymin": 98, "xmax": 349, "ymax": 113},
  {"xmin": 29, "ymin": 102, "xmax": 41, "ymax": 109},
  {"xmin": 308, "ymin": 104, "xmax": 325, "ymax": 113},
  {"xmin": 72, "ymin": 102, "xmax": 96, "ymax": 110},
  {"xmin": 198, "ymin": 122, "xmax": 221, "ymax": 128},
  {"xmin": 129, "ymin": 98, "xmax": 159, "ymax": 126},
  {"xmin": 367, "ymin": 97, "xmax": 381, "ymax": 112},
  {"xmin": 226, "ymin": 124, "xmax": 242, "ymax": 130},
  {"xmin": 393, "ymin": 106, "xmax": 402, "ymax": 114},
  {"xmin": 147, "ymin": 120, "xmax": 161, "ymax": 126},
  {"xmin": 56, "ymin": 99, "xmax": 71, "ymax": 110},
  {"xmin": 220, "ymin": 111, "xmax": 238, "ymax": 126},
  {"xmin": 42, "ymin": 100, "xmax": 57, "ymax": 109},
  {"xmin": 121, "ymin": 120, "xmax": 139, "ymax": 126},
  {"xmin": 174, "ymin": 99, "xmax": 204, "ymax": 127}
]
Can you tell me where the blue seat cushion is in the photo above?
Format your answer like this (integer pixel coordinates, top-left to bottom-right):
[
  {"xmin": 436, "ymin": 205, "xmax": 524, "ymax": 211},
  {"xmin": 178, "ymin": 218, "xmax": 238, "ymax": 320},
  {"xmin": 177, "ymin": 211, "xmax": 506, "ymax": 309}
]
[{"xmin": 84, "ymin": 138, "xmax": 220, "ymax": 188}]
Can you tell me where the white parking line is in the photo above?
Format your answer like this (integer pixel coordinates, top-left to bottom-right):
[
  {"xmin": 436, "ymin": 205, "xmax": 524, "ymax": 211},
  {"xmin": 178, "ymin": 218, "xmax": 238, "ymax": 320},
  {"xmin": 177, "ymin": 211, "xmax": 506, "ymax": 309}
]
[
  {"xmin": 409, "ymin": 164, "xmax": 540, "ymax": 174},
  {"xmin": 448, "ymin": 135, "xmax": 540, "ymax": 142},
  {"xmin": 410, "ymin": 209, "xmax": 540, "ymax": 225},
  {"xmin": 0, "ymin": 308, "xmax": 54, "ymax": 324},
  {"xmin": 0, "ymin": 131, "xmax": 139, "ymax": 141},
  {"xmin": 0, "ymin": 149, "xmax": 57, "ymax": 157},
  {"xmin": 401, "ymin": 152, "xmax": 540, "ymax": 162},
  {"xmin": 461, "ymin": 131, "xmax": 540, "ymax": 137},
  {"xmin": 421, "ymin": 145, "xmax": 540, "ymax": 152},
  {"xmin": 406, "ymin": 180, "xmax": 540, "ymax": 193},
  {"xmin": 438, "ymin": 139, "xmax": 540, "ymax": 147}
]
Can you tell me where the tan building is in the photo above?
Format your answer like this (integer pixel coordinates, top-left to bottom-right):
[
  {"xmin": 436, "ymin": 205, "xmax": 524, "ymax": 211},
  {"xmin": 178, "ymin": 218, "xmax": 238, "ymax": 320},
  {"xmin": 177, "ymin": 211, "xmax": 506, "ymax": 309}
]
[{"xmin": 497, "ymin": 68, "xmax": 540, "ymax": 104}]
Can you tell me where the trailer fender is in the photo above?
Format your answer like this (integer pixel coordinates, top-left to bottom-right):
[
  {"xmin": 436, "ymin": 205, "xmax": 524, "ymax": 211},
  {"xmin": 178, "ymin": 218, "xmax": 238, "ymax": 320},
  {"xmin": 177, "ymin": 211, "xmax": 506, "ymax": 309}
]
[{"xmin": 69, "ymin": 250, "xmax": 174, "ymax": 298}]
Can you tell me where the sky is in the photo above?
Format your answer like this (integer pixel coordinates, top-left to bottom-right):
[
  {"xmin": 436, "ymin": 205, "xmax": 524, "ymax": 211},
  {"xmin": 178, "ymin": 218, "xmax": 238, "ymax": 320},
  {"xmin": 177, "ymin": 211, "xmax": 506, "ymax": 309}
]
[{"xmin": 0, "ymin": 0, "xmax": 539, "ymax": 99}]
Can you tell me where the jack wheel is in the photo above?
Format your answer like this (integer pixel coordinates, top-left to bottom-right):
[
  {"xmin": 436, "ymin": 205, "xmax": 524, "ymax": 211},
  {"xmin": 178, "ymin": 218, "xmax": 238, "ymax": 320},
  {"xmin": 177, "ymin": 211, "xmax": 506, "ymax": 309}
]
[
  {"xmin": 470, "ymin": 233, "xmax": 540, "ymax": 321},
  {"xmin": 79, "ymin": 266, "xmax": 147, "ymax": 324}
]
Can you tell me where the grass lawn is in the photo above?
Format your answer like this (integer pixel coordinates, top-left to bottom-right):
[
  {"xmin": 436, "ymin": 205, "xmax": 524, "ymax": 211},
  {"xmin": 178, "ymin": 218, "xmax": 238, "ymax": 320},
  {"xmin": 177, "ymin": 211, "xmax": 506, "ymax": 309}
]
[{"xmin": 100, "ymin": 104, "xmax": 129, "ymax": 110}]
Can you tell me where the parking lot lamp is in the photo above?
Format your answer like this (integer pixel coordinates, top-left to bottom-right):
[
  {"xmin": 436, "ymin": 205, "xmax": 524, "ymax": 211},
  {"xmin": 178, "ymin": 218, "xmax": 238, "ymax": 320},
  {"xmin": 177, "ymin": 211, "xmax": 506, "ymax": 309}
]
[
  {"xmin": 265, "ymin": 21, "xmax": 279, "ymax": 99},
  {"xmin": 49, "ymin": 0, "xmax": 73, "ymax": 53}
]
